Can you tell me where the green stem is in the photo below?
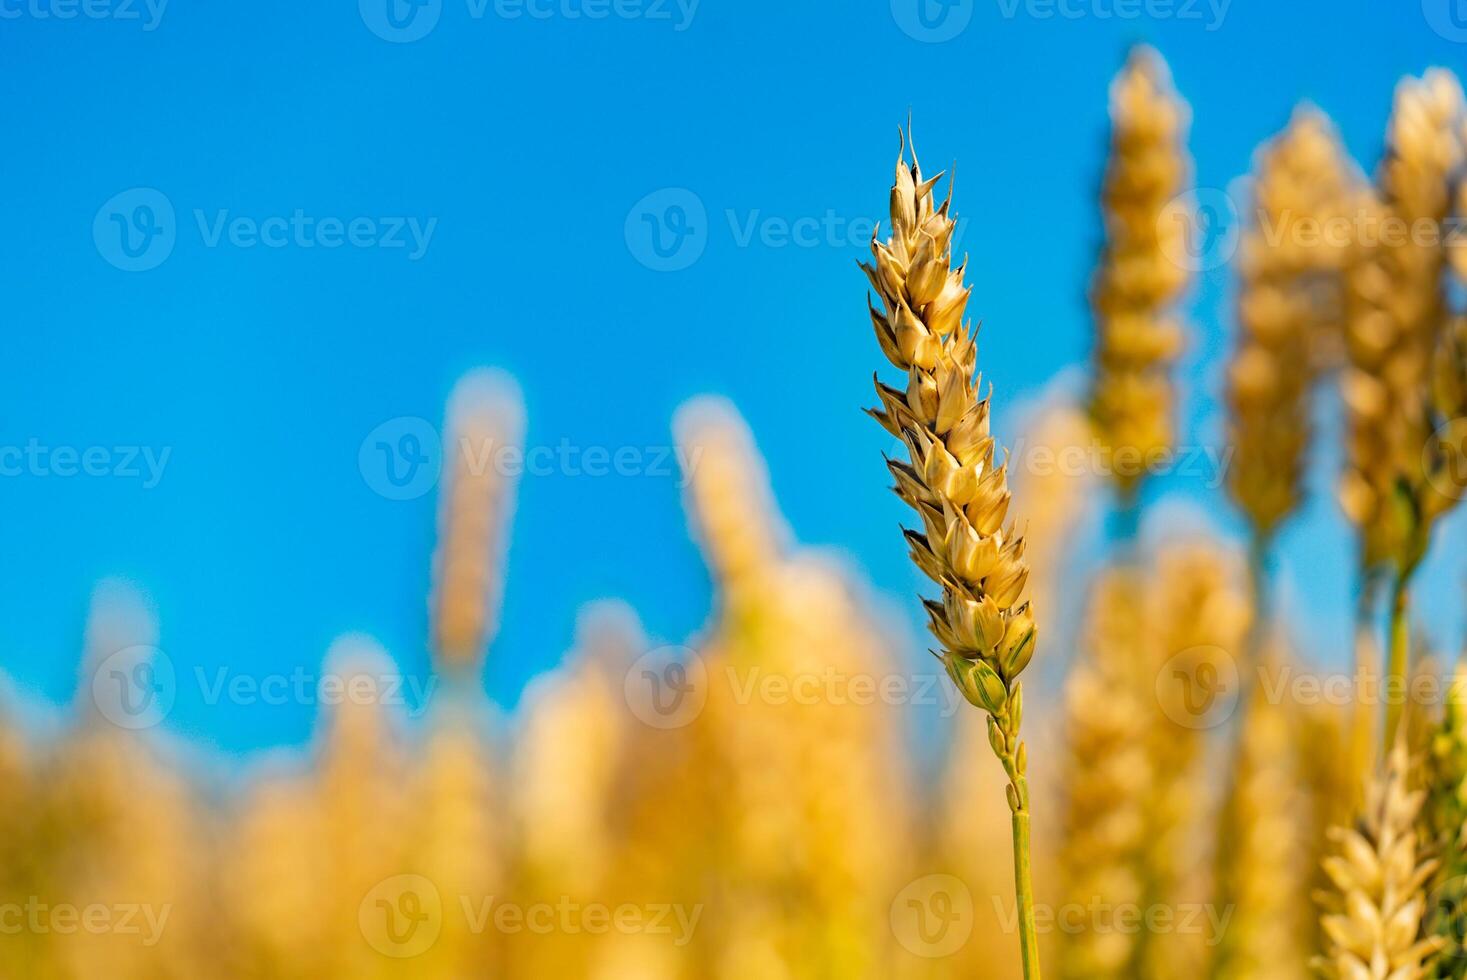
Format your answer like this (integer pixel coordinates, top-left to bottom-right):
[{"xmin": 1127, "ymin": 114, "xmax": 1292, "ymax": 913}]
[
  {"xmin": 1244, "ymin": 534, "xmax": 1271, "ymax": 675},
  {"xmin": 1384, "ymin": 570, "xmax": 1413, "ymax": 752},
  {"xmin": 1008, "ymin": 775, "xmax": 1042, "ymax": 980}
]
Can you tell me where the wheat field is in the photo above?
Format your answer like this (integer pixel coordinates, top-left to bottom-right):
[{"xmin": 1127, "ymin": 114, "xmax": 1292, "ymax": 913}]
[{"xmin": 5, "ymin": 46, "xmax": 1467, "ymax": 980}]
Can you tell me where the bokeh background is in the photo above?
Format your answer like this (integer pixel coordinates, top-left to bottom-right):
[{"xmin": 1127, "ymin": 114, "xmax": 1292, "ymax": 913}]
[
  {"xmin": 3, "ymin": 0, "xmax": 1464, "ymax": 752},
  {"xmin": 3, "ymin": 3, "xmax": 1467, "ymax": 979}
]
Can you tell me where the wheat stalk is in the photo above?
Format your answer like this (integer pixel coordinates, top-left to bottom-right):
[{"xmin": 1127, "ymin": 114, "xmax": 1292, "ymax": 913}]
[
  {"xmin": 1087, "ymin": 46, "xmax": 1191, "ymax": 508},
  {"xmin": 1227, "ymin": 107, "xmax": 1357, "ymax": 540},
  {"xmin": 1314, "ymin": 739, "xmax": 1445, "ymax": 979},
  {"xmin": 860, "ymin": 126, "xmax": 1040, "ymax": 976}
]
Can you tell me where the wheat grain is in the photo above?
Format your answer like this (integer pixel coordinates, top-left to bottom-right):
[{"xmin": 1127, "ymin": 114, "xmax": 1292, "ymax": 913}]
[
  {"xmin": 860, "ymin": 124, "xmax": 1041, "ymax": 975},
  {"xmin": 1086, "ymin": 46, "xmax": 1192, "ymax": 503},
  {"xmin": 1315, "ymin": 739, "xmax": 1445, "ymax": 979},
  {"xmin": 1227, "ymin": 107, "xmax": 1358, "ymax": 538},
  {"xmin": 430, "ymin": 369, "xmax": 525, "ymax": 672}
]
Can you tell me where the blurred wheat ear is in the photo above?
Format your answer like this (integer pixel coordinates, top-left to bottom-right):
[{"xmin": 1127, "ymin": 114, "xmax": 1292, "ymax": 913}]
[
  {"xmin": 1314, "ymin": 739, "xmax": 1444, "ymax": 979},
  {"xmin": 430, "ymin": 368, "xmax": 526, "ymax": 674},
  {"xmin": 1338, "ymin": 71, "xmax": 1466, "ymax": 753},
  {"xmin": 1086, "ymin": 45, "xmax": 1192, "ymax": 510}
]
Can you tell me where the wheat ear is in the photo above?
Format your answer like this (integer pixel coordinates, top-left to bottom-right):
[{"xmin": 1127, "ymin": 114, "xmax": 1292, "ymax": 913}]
[
  {"xmin": 1227, "ymin": 107, "xmax": 1357, "ymax": 540},
  {"xmin": 1087, "ymin": 45, "xmax": 1191, "ymax": 508},
  {"xmin": 1215, "ymin": 654, "xmax": 1313, "ymax": 980},
  {"xmin": 429, "ymin": 368, "xmax": 525, "ymax": 674},
  {"xmin": 1140, "ymin": 541, "xmax": 1252, "ymax": 979},
  {"xmin": 861, "ymin": 127, "xmax": 1040, "ymax": 977},
  {"xmin": 1340, "ymin": 71, "xmax": 1465, "ymax": 749},
  {"xmin": 1315, "ymin": 739, "xmax": 1445, "ymax": 979},
  {"xmin": 1056, "ymin": 566, "xmax": 1150, "ymax": 980}
]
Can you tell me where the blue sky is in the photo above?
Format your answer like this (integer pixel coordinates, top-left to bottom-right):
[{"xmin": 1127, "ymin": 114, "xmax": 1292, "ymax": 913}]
[{"xmin": 1, "ymin": 0, "xmax": 1463, "ymax": 752}]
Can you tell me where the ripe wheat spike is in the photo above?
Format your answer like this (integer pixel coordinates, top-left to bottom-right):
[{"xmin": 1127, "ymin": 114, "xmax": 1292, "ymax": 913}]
[
  {"xmin": 860, "ymin": 123, "xmax": 1041, "ymax": 975},
  {"xmin": 1339, "ymin": 70, "xmax": 1465, "ymax": 573},
  {"xmin": 1087, "ymin": 45, "xmax": 1192, "ymax": 503},
  {"xmin": 1227, "ymin": 107, "xmax": 1358, "ymax": 538},
  {"xmin": 1314, "ymin": 740, "xmax": 1445, "ymax": 979},
  {"xmin": 430, "ymin": 368, "xmax": 526, "ymax": 673}
]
